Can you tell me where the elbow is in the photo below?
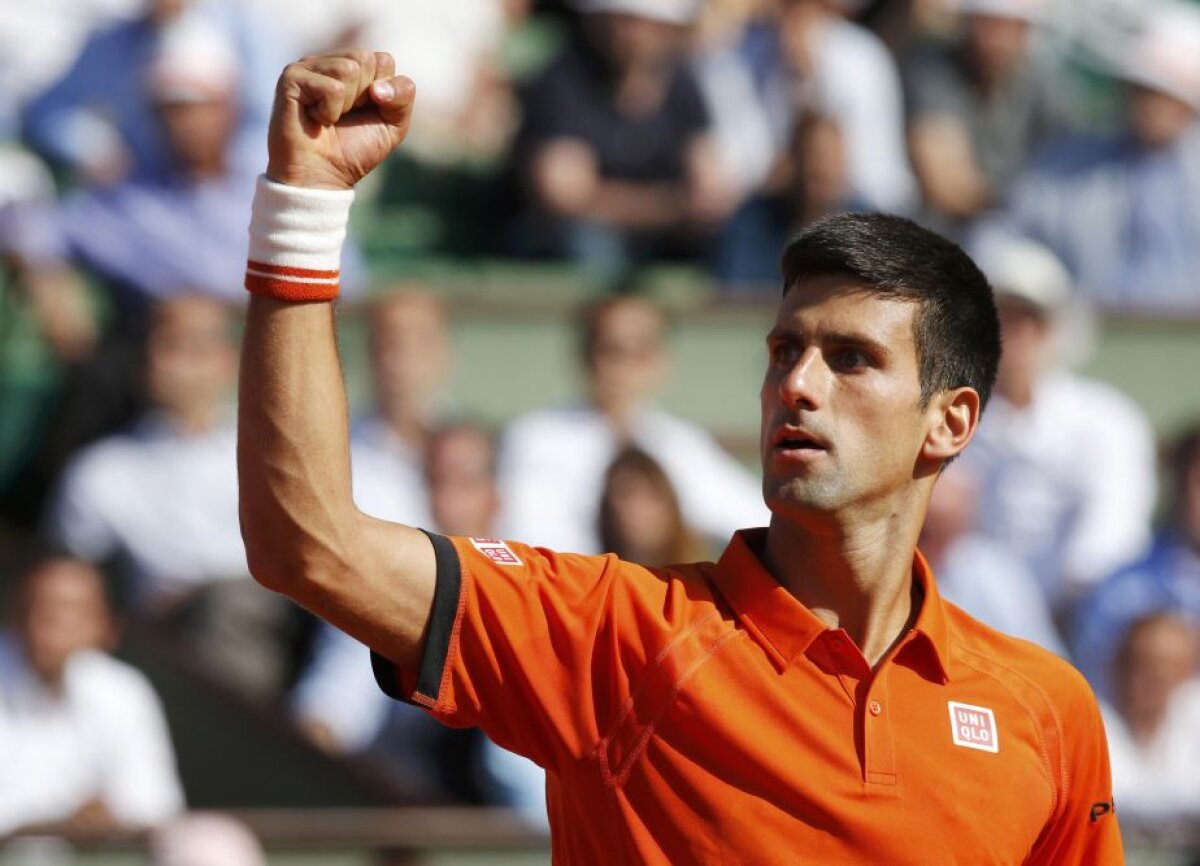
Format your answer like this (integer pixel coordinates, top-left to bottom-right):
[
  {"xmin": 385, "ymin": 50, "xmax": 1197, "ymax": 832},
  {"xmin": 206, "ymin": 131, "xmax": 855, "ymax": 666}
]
[{"xmin": 239, "ymin": 498, "xmax": 361, "ymax": 598}]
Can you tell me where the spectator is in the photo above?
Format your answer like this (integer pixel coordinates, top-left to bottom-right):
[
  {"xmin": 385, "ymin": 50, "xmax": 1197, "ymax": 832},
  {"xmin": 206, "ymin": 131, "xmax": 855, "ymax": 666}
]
[
  {"xmin": 996, "ymin": 1, "xmax": 1200, "ymax": 313},
  {"xmin": 497, "ymin": 296, "xmax": 767, "ymax": 554},
  {"xmin": 904, "ymin": 0, "xmax": 1079, "ymax": 227},
  {"xmin": 769, "ymin": 0, "xmax": 915, "ymax": 213},
  {"xmin": 712, "ymin": 0, "xmax": 915, "ymax": 284},
  {"xmin": 511, "ymin": 0, "xmax": 735, "ymax": 280},
  {"xmin": 294, "ymin": 423, "xmax": 544, "ymax": 819},
  {"xmin": 362, "ymin": 0, "xmax": 527, "ymax": 165},
  {"xmin": 598, "ymin": 445, "xmax": 710, "ymax": 565},
  {"xmin": 0, "ymin": 146, "xmax": 96, "ymax": 365},
  {"xmin": 0, "ymin": 0, "xmax": 141, "ymax": 140},
  {"xmin": 45, "ymin": 296, "xmax": 298, "ymax": 698},
  {"xmin": 1073, "ymin": 425, "xmax": 1200, "ymax": 700},
  {"xmin": 149, "ymin": 813, "xmax": 266, "ymax": 866},
  {"xmin": 961, "ymin": 234, "xmax": 1156, "ymax": 613},
  {"xmin": 1101, "ymin": 613, "xmax": 1200, "ymax": 835},
  {"xmin": 22, "ymin": 0, "xmax": 286, "ymax": 186},
  {"xmin": 349, "ymin": 291, "xmax": 457, "ymax": 530},
  {"xmin": 0, "ymin": 555, "xmax": 183, "ymax": 836},
  {"xmin": 51, "ymin": 13, "xmax": 362, "ymax": 308},
  {"xmin": 918, "ymin": 465, "xmax": 1066, "ymax": 654}
]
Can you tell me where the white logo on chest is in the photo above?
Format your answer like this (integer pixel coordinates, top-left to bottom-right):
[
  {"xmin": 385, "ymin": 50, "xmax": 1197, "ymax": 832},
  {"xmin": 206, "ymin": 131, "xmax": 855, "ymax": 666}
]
[{"xmin": 948, "ymin": 701, "xmax": 999, "ymax": 753}]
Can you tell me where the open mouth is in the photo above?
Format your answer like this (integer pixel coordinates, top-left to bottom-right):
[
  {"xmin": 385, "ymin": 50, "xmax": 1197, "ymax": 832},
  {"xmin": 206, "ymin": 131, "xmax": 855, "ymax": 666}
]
[
  {"xmin": 777, "ymin": 437, "xmax": 825, "ymax": 451},
  {"xmin": 772, "ymin": 428, "xmax": 830, "ymax": 452}
]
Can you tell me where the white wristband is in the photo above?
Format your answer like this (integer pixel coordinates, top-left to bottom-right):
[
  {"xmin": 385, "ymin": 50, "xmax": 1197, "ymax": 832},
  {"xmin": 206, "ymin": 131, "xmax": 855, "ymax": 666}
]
[{"xmin": 245, "ymin": 175, "xmax": 355, "ymax": 301}]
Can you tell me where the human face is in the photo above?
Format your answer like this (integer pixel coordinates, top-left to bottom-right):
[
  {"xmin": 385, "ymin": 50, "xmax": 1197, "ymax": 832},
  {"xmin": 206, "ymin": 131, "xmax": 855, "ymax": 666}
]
[
  {"xmin": 761, "ymin": 275, "xmax": 934, "ymax": 520},
  {"xmin": 587, "ymin": 301, "xmax": 666, "ymax": 414},
  {"xmin": 20, "ymin": 562, "xmax": 112, "ymax": 684},
  {"xmin": 427, "ymin": 427, "xmax": 497, "ymax": 538},
  {"xmin": 369, "ymin": 295, "xmax": 449, "ymax": 422},
  {"xmin": 1129, "ymin": 85, "xmax": 1198, "ymax": 150},
  {"xmin": 147, "ymin": 296, "xmax": 236, "ymax": 421},
  {"xmin": 1117, "ymin": 618, "xmax": 1198, "ymax": 725}
]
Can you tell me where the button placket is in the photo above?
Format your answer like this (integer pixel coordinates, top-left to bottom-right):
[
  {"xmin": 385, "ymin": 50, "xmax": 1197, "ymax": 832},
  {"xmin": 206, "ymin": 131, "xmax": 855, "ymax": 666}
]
[{"xmin": 862, "ymin": 674, "xmax": 897, "ymax": 789}]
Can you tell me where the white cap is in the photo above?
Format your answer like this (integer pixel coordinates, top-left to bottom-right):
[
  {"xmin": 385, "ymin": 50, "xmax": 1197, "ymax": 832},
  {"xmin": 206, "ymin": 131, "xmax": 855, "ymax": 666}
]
[
  {"xmin": 958, "ymin": 0, "xmax": 1045, "ymax": 23},
  {"xmin": 972, "ymin": 234, "xmax": 1072, "ymax": 312},
  {"xmin": 147, "ymin": 12, "xmax": 239, "ymax": 104},
  {"xmin": 1119, "ymin": 2, "xmax": 1200, "ymax": 109},
  {"xmin": 572, "ymin": 0, "xmax": 700, "ymax": 26}
]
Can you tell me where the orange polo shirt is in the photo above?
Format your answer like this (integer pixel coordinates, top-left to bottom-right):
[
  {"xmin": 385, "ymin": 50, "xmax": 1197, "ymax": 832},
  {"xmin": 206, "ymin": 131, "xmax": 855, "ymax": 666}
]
[{"xmin": 373, "ymin": 529, "xmax": 1123, "ymax": 864}]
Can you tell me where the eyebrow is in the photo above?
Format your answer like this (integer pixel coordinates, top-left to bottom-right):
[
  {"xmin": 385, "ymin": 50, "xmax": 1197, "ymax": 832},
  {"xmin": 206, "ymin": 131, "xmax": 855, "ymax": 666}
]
[{"xmin": 765, "ymin": 328, "xmax": 892, "ymax": 358}]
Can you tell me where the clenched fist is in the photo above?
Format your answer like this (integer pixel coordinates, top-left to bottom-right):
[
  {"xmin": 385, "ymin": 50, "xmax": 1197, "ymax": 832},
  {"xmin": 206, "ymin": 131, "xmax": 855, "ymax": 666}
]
[{"xmin": 266, "ymin": 50, "xmax": 415, "ymax": 191}]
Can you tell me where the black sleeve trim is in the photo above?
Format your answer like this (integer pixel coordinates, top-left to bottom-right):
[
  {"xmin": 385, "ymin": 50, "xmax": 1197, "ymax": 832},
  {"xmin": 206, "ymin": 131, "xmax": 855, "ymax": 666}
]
[{"xmin": 370, "ymin": 530, "xmax": 462, "ymax": 704}]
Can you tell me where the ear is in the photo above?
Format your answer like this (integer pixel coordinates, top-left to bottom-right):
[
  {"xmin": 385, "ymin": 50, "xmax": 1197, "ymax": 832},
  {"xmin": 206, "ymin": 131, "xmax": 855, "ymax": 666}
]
[{"xmin": 922, "ymin": 387, "xmax": 980, "ymax": 464}]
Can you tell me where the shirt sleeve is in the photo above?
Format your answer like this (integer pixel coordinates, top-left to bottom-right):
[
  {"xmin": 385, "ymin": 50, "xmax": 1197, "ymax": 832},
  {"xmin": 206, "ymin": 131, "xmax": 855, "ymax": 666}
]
[
  {"xmin": 1026, "ymin": 671, "xmax": 1124, "ymax": 864},
  {"xmin": 371, "ymin": 532, "xmax": 633, "ymax": 771},
  {"xmin": 96, "ymin": 665, "xmax": 185, "ymax": 827}
]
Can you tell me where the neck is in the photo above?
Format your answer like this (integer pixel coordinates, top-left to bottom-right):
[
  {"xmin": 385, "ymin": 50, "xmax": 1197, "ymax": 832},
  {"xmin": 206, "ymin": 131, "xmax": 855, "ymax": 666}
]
[
  {"xmin": 996, "ymin": 373, "xmax": 1035, "ymax": 408},
  {"xmin": 763, "ymin": 509, "xmax": 923, "ymax": 666},
  {"xmin": 1124, "ymin": 704, "xmax": 1166, "ymax": 745},
  {"xmin": 167, "ymin": 404, "xmax": 221, "ymax": 435},
  {"xmin": 592, "ymin": 391, "xmax": 642, "ymax": 432},
  {"xmin": 614, "ymin": 65, "xmax": 669, "ymax": 117}
]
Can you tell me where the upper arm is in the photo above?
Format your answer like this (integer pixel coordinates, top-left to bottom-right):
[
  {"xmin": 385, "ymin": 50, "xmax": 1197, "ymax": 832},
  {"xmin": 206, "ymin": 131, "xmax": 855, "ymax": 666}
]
[
  {"xmin": 372, "ymin": 535, "xmax": 634, "ymax": 770},
  {"xmin": 1026, "ymin": 676, "xmax": 1124, "ymax": 864},
  {"xmin": 288, "ymin": 514, "xmax": 438, "ymax": 678}
]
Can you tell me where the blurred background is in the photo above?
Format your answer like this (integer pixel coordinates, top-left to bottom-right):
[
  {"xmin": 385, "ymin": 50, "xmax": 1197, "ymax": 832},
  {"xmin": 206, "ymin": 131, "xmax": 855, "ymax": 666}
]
[{"xmin": 1, "ymin": 0, "xmax": 1199, "ymax": 863}]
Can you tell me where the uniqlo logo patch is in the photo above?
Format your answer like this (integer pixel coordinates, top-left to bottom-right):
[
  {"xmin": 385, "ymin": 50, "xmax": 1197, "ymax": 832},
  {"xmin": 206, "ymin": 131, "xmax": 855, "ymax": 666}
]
[
  {"xmin": 948, "ymin": 701, "xmax": 999, "ymax": 753},
  {"xmin": 470, "ymin": 538, "xmax": 522, "ymax": 566}
]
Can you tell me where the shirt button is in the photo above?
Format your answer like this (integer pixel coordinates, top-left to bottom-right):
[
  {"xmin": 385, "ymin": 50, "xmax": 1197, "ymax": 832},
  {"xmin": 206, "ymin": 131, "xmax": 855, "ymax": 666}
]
[{"xmin": 869, "ymin": 700, "xmax": 883, "ymax": 716}]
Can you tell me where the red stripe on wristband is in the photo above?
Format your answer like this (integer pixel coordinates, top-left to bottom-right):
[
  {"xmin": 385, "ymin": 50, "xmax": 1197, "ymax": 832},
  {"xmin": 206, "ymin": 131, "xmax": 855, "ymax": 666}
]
[{"xmin": 245, "ymin": 270, "xmax": 340, "ymax": 302}]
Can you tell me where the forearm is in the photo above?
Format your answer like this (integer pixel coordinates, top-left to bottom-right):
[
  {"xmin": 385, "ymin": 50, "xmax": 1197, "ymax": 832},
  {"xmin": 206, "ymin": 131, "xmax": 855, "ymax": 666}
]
[
  {"xmin": 238, "ymin": 297, "xmax": 358, "ymax": 591},
  {"xmin": 237, "ymin": 51, "xmax": 434, "ymax": 670}
]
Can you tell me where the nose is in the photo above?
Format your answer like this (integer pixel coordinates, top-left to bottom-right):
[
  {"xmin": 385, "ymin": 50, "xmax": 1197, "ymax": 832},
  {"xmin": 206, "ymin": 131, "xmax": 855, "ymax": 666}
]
[{"xmin": 778, "ymin": 347, "xmax": 828, "ymax": 412}]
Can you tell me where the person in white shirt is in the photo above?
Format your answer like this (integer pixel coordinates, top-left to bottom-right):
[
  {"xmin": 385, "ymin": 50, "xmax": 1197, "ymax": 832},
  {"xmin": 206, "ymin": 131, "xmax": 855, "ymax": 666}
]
[
  {"xmin": 961, "ymin": 234, "xmax": 1157, "ymax": 612},
  {"xmin": 918, "ymin": 464, "xmax": 1067, "ymax": 655},
  {"xmin": 46, "ymin": 295, "xmax": 295, "ymax": 698},
  {"xmin": 47, "ymin": 295, "xmax": 244, "ymax": 606},
  {"xmin": 1102, "ymin": 612, "xmax": 1200, "ymax": 836},
  {"xmin": 0, "ymin": 556, "xmax": 183, "ymax": 836},
  {"xmin": 497, "ymin": 295, "xmax": 768, "ymax": 554}
]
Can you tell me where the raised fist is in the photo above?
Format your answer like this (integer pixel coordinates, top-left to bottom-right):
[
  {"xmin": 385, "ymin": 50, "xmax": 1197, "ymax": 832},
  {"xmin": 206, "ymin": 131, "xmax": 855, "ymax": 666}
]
[{"xmin": 266, "ymin": 50, "xmax": 415, "ymax": 191}]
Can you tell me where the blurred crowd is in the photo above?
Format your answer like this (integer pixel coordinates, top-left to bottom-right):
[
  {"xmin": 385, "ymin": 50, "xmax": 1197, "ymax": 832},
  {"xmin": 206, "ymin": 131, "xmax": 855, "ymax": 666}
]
[{"xmin": 1, "ymin": 0, "xmax": 1200, "ymax": 858}]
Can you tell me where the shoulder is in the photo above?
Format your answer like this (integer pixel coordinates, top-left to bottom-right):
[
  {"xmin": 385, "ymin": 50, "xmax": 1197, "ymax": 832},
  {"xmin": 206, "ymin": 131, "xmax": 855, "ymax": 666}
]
[
  {"xmin": 1043, "ymin": 374, "xmax": 1153, "ymax": 436},
  {"xmin": 948, "ymin": 602, "xmax": 1090, "ymax": 706},
  {"xmin": 948, "ymin": 604, "xmax": 1099, "ymax": 724},
  {"xmin": 67, "ymin": 650, "xmax": 161, "ymax": 711},
  {"xmin": 501, "ymin": 406, "xmax": 603, "ymax": 448},
  {"xmin": 57, "ymin": 430, "xmax": 143, "ymax": 489},
  {"xmin": 455, "ymin": 535, "xmax": 724, "ymax": 641}
]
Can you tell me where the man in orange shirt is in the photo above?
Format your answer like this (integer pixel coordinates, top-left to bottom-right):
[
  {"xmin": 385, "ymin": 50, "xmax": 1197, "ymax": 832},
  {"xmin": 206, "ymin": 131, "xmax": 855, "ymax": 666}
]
[{"xmin": 237, "ymin": 51, "xmax": 1123, "ymax": 863}]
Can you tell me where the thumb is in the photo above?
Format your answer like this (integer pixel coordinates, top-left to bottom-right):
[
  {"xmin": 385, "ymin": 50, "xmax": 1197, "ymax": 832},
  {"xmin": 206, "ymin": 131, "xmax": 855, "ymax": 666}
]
[{"xmin": 369, "ymin": 76, "xmax": 416, "ymax": 142}]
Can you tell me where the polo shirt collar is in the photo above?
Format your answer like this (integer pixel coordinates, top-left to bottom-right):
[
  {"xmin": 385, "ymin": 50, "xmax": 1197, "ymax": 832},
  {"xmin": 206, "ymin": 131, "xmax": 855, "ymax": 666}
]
[{"xmin": 709, "ymin": 529, "xmax": 951, "ymax": 683}]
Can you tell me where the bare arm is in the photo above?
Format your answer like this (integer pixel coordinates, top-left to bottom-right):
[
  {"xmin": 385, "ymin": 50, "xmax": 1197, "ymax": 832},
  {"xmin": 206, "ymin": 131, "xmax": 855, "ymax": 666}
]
[{"xmin": 237, "ymin": 50, "xmax": 433, "ymax": 672}]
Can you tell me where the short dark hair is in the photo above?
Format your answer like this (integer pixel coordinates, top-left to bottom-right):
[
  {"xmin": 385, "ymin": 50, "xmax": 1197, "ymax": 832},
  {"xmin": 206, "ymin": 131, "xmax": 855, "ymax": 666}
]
[{"xmin": 780, "ymin": 213, "xmax": 1001, "ymax": 411}]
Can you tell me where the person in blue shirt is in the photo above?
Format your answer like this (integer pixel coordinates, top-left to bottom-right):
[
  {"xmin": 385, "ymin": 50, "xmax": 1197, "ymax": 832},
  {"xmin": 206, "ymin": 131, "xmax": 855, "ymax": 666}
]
[{"xmin": 1073, "ymin": 425, "xmax": 1200, "ymax": 700}]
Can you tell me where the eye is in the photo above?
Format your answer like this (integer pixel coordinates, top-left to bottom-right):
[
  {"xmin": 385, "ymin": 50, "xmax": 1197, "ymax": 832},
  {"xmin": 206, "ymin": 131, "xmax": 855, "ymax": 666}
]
[
  {"xmin": 769, "ymin": 342, "xmax": 802, "ymax": 368},
  {"xmin": 829, "ymin": 347, "xmax": 872, "ymax": 372}
]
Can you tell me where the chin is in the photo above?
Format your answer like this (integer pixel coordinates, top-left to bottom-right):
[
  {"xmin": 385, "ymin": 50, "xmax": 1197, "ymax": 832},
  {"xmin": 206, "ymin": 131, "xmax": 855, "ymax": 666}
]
[{"xmin": 763, "ymin": 479, "xmax": 848, "ymax": 517}]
